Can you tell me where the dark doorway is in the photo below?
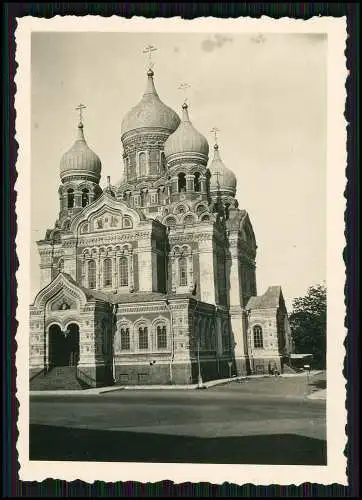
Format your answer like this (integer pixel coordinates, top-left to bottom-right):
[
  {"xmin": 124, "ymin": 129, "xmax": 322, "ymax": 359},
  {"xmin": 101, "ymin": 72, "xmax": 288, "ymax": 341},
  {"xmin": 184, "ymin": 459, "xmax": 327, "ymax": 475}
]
[{"xmin": 48, "ymin": 323, "xmax": 80, "ymax": 367}]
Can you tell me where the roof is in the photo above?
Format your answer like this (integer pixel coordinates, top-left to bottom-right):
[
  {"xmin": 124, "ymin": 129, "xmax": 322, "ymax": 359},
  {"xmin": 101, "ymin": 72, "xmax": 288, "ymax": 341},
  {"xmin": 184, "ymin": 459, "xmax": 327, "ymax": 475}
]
[
  {"xmin": 60, "ymin": 123, "xmax": 101, "ymax": 182},
  {"xmin": 121, "ymin": 69, "xmax": 180, "ymax": 136},
  {"xmin": 164, "ymin": 103, "xmax": 209, "ymax": 158},
  {"xmin": 246, "ymin": 285, "xmax": 282, "ymax": 310}
]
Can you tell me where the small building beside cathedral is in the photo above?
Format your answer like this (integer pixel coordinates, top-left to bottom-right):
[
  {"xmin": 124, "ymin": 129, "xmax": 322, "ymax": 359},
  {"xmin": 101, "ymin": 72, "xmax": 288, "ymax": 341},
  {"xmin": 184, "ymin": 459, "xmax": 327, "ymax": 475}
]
[{"xmin": 30, "ymin": 67, "xmax": 293, "ymax": 390}]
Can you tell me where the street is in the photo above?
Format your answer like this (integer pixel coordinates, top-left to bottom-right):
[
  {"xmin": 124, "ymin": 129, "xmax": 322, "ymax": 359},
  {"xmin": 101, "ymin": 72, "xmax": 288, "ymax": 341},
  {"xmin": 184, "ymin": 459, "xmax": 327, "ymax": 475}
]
[{"xmin": 30, "ymin": 375, "xmax": 326, "ymax": 465}]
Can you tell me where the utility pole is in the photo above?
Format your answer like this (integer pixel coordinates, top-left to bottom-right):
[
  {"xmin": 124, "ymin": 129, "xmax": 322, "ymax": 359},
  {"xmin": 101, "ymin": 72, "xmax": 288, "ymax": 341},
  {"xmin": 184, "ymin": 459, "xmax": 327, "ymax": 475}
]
[{"xmin": 197, "ymin": 336, "xmax": 203, "ymax": 388}]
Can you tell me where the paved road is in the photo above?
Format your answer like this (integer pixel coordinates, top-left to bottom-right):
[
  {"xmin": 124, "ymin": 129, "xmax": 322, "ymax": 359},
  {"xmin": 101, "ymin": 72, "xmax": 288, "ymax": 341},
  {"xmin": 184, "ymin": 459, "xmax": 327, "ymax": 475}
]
[{"xmin": 30, "ymin": 381, "xmax": 326, "ymax": 465}]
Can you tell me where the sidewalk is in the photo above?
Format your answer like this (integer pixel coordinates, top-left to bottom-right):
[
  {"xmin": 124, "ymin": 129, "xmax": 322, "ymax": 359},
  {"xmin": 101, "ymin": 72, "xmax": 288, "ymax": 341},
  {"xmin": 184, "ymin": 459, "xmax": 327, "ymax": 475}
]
[
  {"xmin": 30, "ymin": 371, "xmax": 323, "ymax": 396},
  {"xmin": 307, "ymin": 388, "xmax": 327, "ymax": 400}
]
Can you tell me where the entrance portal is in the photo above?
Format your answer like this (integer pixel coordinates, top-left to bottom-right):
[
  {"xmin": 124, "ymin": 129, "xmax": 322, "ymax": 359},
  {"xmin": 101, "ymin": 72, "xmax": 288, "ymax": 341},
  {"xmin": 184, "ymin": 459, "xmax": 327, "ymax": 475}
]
[{"xmin": 48, "ymin": 323, "xmax": 80, "ymax": 367}]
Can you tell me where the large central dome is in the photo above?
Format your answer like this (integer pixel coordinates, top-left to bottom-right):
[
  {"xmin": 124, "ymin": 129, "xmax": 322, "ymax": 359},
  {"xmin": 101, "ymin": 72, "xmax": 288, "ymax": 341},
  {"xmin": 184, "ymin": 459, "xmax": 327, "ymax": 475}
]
[{"xmin": 121, "ymin": 69, "xmax": 180, "ymax": 136}]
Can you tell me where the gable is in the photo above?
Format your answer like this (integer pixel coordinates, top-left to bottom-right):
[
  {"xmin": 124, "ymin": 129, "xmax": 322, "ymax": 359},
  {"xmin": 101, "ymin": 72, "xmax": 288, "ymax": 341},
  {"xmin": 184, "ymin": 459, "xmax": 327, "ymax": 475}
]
[
  {"xmin": 32, "ymin": 272, "xmax": 89, "ymax": 310},
  {"xmin": 69, "ymin": 192, "xmax": 146, "ymax": 235}
]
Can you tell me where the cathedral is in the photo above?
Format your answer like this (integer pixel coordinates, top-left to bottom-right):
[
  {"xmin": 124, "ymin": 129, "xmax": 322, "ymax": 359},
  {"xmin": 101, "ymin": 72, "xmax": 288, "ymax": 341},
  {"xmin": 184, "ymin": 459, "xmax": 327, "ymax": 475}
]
[{"xmin": 29, "ymin": 65, "xmax": 293, "ymax": 390}]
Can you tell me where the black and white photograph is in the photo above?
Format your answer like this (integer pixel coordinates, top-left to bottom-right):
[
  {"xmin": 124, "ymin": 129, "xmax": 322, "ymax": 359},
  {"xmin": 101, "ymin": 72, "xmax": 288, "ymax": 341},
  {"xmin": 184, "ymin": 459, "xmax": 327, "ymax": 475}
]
[{"xmin": 15, "ymin": 16, "xmax": 347, "ymax": 485}]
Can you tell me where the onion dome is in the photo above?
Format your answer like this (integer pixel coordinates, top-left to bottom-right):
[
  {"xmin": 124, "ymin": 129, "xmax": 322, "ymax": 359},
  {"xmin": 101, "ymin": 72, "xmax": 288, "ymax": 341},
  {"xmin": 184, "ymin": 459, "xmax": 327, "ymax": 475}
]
[
  {"xmin": 60, "ymin": 122, "xmax": 101, "ymax": 183},
  {"xmin": 164, "ymin": 103, "xmax": 209, "ymax": 159},
  {"xmin": 209, "ymin": 144, "xmax": 237, "ymax": 196},
  {"xmin": 121, "ymin": 69, "xmax": 180, "ymax": 136}
]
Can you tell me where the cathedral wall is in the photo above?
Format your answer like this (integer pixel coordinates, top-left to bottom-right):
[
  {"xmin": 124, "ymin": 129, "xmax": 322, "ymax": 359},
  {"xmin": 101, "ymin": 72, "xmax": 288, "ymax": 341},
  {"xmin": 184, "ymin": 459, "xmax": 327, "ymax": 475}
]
[
  {"xmin": 247, "ymin": 307, "xmax": 283, "ymax": 373},
  {"xmin": 29, "ymin": 308, "xmax": 45, "ymax": 369},
  {"xmin": 198, "ymin": 238, "xmax": 216, "ymax": 304}
]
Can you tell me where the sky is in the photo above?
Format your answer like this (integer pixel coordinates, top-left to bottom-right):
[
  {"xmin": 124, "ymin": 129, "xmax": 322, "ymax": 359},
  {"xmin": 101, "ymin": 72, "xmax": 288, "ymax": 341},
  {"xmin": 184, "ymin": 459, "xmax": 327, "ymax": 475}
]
[{"xmin": 30, "ymin": 32, "xmax": 327, "ymax": 311}]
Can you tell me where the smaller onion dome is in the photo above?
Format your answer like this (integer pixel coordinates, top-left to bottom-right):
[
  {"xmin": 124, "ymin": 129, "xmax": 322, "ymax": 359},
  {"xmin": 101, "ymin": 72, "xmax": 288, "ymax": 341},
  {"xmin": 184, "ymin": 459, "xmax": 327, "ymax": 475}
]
[
  {"xmin": 121, "ymin": 69, "xmax": 181, "ymax": 136},
  {"xmin": 209, "ymin": 144, "xmax": 237, "ymax": 195},
  {"xmin": 60, "ymin": 122, "xmax": 101, "ymax": 183},
  {"xmin": 164, "ymin": 103, "xmax": 209, "ymax": 159}
]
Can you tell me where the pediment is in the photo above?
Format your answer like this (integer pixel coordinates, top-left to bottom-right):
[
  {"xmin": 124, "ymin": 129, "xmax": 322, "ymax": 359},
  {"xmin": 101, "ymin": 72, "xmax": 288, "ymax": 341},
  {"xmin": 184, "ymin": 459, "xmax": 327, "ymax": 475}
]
[
  {"xmin": 32, "ymin": 272, "xmax": 89, "ymax": 310},
  {"xmin": 70, "ymin": 192, "xmax": 146, "ymax": 235}
]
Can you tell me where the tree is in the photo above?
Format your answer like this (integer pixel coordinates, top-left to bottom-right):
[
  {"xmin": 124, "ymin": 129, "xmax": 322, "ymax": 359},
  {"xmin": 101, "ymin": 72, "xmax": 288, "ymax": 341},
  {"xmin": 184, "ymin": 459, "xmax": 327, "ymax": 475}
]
[{"xmin": 289, "ymin": 283, "xmax": 327, "ymax": 369}]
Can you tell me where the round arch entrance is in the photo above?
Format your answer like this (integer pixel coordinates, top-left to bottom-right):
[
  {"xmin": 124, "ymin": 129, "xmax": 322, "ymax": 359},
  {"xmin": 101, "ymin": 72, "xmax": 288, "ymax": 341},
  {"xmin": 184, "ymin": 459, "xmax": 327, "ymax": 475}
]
[{"xmin": 48, "ymin": 323, "xmax": 80, "ymax": 367}]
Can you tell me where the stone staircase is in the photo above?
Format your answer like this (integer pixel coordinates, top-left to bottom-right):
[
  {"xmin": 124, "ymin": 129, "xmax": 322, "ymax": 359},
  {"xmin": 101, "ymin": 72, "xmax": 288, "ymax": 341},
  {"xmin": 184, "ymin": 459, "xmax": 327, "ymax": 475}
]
[{"xmin": 30, "ymin": 366, "xmax": 90, "ymax": 391}]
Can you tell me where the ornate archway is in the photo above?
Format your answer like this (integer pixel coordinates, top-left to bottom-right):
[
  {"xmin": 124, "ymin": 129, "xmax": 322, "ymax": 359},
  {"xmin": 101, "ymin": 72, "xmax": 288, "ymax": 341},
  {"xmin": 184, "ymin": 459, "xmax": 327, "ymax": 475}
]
[{"xmin": 48, "ymin": 323, "xmax": 80, "ymax": 367}]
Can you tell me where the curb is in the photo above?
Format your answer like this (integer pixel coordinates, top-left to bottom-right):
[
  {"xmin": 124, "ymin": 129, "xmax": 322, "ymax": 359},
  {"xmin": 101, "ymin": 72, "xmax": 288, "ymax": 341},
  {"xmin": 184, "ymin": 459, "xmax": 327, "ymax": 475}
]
[{"xmin": 30, "ymin": 371, "xmax": 325, "ymax": 396}]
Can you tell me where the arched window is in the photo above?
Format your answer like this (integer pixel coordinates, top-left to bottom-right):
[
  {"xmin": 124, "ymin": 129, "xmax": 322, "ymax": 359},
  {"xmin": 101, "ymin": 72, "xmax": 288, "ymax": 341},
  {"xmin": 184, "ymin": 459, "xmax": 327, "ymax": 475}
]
[
  {"xmin": 103, "ymin": 258, "xmax": 112, "ymax": 287},
  {"xmin": 88, "ymin": 260, "xmax": 96, "ymax": 289},
  {"xmin": 165, "ymin": 216, "xmax": 176, "ymax": 228},
  {"xmin": 179, "ymin": 256, "xmax": 188, "ymax": 286},
  {"xmin": 67, "ymin": 189, "xmax": 74, "ymax": 208},
  {"xmin": 123, "ymin": 217, "xmax": 132, "ymax": 228},
  {"xmin": 58, "ymin": 258, "xmax": 64, "ymax": 273},
  {"xmin": 178, "ymin": 173, "xmax": 186, "ymax": 192},
  {"xmin": 157, "ymin": 325, "xmax": 167, "ymax": 349},
  {"xmin": 253, "ymin": 325, "xmax": 264, "ymax": 348},
  {"xmin": 139, "ymin": 152, "xmax": 147, "ymax": 177},
  {"xmin": 194, "ymin": 172, "xmax": 201, "ymax": 192},
  {"xmin": 119, "ymin": 256, "xmax": 128, "ymax": 287},
  {"xmin": 120, "ymin": 328, "xmax": 130, "ymax": 350},
  {"xmin": 224, "ymin": 203, "xmax": 230, "ymax": 220},
  {"xmin": 184, "ymin": 215, "xmax": 194, "ymax": 225},
  {"xmin": 82, "ymin": 189, "xmax": 89, "ymax": 207},
  {"xmin": 138, "ymin": 326, "xmax": 148, "ymax": 349}
]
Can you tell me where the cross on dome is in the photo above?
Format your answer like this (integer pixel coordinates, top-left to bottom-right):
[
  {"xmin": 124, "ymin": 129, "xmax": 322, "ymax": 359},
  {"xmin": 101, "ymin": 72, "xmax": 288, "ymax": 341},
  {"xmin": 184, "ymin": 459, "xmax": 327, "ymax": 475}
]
[
  {"xmin": 178, "ymin": 82, "xmax": 191, "ymax": 105},
  {"xmin": 143, "ymin": 44, "xmax": 157, "ymax": 70},
  {"xmin": 75, "ymin": 103, "xmax": 86, "ymax": 126},
  {"xmin": 210, "ymin": 126, "xmax": 220, "ymax": 146}
]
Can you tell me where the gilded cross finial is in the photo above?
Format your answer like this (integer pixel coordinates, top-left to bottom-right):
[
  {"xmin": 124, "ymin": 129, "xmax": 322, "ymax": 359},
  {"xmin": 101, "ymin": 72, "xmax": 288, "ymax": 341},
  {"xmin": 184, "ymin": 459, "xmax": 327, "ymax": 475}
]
[
  {"xmin": 211, "ymin": 126, "xmax": 220, "ymax": 145},
  {"xmin": 143, "ymin": 44, "xmax": 157, "ymax": 70},
  {"xmin": 75, "ymin": 103, "xmax": 86, "ymax": 125},
  {"xmin": 178, "ymin": 82, "xmax": 191, "ymax": 105}
]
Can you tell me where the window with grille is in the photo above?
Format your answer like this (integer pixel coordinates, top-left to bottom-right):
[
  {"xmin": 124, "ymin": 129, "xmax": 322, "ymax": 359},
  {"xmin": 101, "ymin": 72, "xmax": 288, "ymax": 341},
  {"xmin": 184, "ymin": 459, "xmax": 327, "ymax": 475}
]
[
  {"xmin": 157, "ymin": 325, "xmax": 167, "ymax": 349},
  {"xmin": 253, "ymin": 325, "xmax": 264, "ymax": 348},
  {"xmin": 138, "ymin": 326, "xmax": 148, "ymax": 349},
  {"xmin": 103, "ymin": 258, "xmax": 112, "ymax": 287},
  {"xmin": 120, "ymin": 328, "xmax": 130, "ymax": 350},
  {"xmin": 88, "ymin": 260, "xmax": 96, "ymax": 289},
  {"xmin": 179, "ymin": 257, "xmax": 188, "ymax": 286},
  {"xmin": 119, "ymin": 256, "xmax": 128, "ymax": 287}
]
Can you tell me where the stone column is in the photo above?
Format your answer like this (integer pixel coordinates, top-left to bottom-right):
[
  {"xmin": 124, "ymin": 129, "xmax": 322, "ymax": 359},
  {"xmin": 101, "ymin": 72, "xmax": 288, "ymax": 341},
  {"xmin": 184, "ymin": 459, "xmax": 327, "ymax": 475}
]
[
  {"xmin": 128, "ymin": 250, "xmax": 134, "ymax": 291},
  {"xmin": 171, "ymin": 176, "xmax": 178, "ymax": 195},
  {"xmin": 82, "ymin": 258, "xmax": 86, "ymax": 287},
  {"xmin": 198, "ymin": 233, "xmax": 216, "ymax": 304},
  {"xmin": 200, "ymin": 174, "xmax": 207, "ymax": 193},
  {"xmin": 113, "ymin": 254, "xmax": 118, "ymax": 289},
  {"xmin": 171, "ymin": 256, "xmax": 177, "ymax": 292},
  {"xmin": 75, "ymin": 191, "xmax": 82, "ymax": 208},
  {"xmin": 97, "ymin": 255, "xmax": 102, "ymax": 289},
  {"xmin": 186, "ymin": 174, "xmax": 194, "ymax": 192},
  {"xmin": 187, "ymin": 254, "xmax": 193, "ymax": 291}
]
